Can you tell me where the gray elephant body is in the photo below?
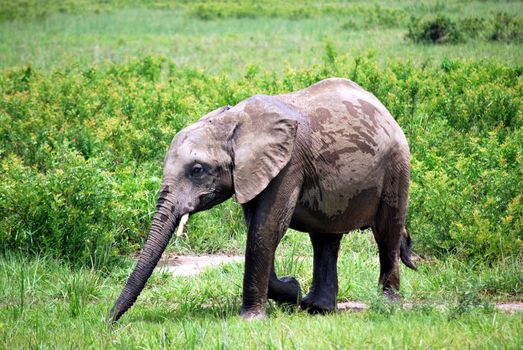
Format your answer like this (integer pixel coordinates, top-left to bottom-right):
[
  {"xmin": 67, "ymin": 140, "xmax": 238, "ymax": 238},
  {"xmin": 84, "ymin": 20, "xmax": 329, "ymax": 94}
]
[
  {"xmin": 109, "ymin": 78, "xmax": 415, "ymax": 322},
  {"xmin": 278, "ymin": 78, "xmax": 409, "ymax": 234}
]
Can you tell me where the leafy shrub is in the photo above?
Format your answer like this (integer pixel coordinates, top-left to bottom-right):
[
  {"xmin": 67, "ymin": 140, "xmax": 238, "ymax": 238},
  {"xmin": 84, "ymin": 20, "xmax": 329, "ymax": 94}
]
[
  {"xmin": 186, "ymin": 1, "xmax": 406, "ymax": 22},
  {"xmin": 407, "ymin": 15, "xmax": 463, "ymax": 44},
  {"xmin": 407, "ymin": 13, "xmax": 523, "ymax": 44},
  {"xmin": 458, "ymin": 17, "xmax": 487, "ymax": 39},
  {"xmin": 190, "ymin": 3, "xmax": 265, "ymax": 20},
  {"xmin": 341, "ymin": 5, "xmax": 407, "ymax": 30},
  {"xmin": 0, "ymin": 0, "xmax": 150, "ymax": 22},
  {"xmin": 0, "ymin": 149, "xmax": 115, "ymax": 267},
  {"xmin": 489, "ymin": 12, "xmax": 523, "ymax": 43},
  {"xmin": 0, "ymin": 52, "xmax": 521, "ymax": 266}
]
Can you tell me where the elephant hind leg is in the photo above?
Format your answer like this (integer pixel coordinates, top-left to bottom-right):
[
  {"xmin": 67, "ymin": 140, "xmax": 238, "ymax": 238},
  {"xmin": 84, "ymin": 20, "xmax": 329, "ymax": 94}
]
[
  {"xmin": 268, "ymin": 263, "xmax": 302, "ymax": 305},
  {"xmin": 372, "ymin": 200, "xmax": 404, "ymax": 300},
  {"xmin": 373, "ymin": 151, "xmax": 411, "ymax": 299},
  {"xmin": 300, "ymin": 233, "xmax": 343, "ymax": 314}
]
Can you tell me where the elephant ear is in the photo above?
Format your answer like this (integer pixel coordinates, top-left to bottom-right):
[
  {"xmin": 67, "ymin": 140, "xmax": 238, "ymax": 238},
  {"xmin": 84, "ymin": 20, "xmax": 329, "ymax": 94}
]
[{"xmin": 232, "ymin": 96, "xmax": 298, "ymax": 204}]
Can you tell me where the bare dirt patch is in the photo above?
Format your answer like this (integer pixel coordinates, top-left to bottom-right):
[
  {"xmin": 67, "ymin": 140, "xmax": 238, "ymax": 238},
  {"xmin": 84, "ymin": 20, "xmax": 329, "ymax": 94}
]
[
  {"xmin": 337, "ymin": 301, "xmax": 370, "ymax": 311},
  {"xmin": 156, "ymin": 254, "xmax": 242, "ymax": 277},
  {"xmin": 338, "ymin": 300, "xmax": 523, "ymax": 313},
  {"xmin": 495, "ymin": 302, "xmax": 523, "ymax": 313}
]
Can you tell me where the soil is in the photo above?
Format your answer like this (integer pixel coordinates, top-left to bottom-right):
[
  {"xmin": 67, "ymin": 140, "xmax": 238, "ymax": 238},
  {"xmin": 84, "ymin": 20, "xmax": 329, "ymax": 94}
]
[
  {"xmin": 156, "ymin": 254, "xmax": 523, "ymax": 313},
  {"xmin": 337, "ymin": 301, "xmax": 523, "ymax": 313},
  {"xmin": 156, "ymin": 254, "xmax": 242, "ymax": 277}
]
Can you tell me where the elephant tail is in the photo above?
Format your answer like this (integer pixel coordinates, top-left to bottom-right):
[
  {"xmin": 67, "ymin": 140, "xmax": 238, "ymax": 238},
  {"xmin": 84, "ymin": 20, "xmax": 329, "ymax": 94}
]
[{"xmin": 400, "ymin": 229, "xmax": 417, "ymax": 270}]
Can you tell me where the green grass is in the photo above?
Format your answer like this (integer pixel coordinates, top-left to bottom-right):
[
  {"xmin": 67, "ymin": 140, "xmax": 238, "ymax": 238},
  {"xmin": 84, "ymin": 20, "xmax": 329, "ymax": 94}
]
[
  {"xmin": 0, "ymin": 1, "xmax": 522, "ymax": 74},
  {"xmin": 1, "ymin": 233, "xmax": 522, "ymax": 349}
]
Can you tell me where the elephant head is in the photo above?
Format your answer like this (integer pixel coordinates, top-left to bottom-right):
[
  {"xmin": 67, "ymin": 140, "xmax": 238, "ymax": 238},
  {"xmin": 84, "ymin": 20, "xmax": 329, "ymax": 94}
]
[{"xmin": 108, "ymin": 96, "xmax": 298, "ymax": 322}]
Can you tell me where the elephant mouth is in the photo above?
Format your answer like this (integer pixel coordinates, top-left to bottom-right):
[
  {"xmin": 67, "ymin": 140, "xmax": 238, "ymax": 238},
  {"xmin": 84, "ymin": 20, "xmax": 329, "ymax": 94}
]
[{"xmin": 196, "ymin": 189, "xmax": 232, "ymax": 212}]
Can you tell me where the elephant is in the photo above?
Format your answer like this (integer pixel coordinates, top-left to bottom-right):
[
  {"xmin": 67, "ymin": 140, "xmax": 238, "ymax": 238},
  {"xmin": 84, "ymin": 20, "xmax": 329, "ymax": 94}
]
[{"xmin": 108, "ymin": 77, "xmax": 416, "ymax": 322}]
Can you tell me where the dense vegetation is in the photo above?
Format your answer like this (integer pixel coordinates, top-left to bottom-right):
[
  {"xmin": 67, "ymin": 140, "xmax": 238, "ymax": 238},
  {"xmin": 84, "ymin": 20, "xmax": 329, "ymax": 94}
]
[
  {"xmin": 407, "ymin": 12, "xmax": 523, "ymax": 44},
  {"xmin": 0, "ymin": 0, "xmax": 522, "ymax": 348},
  {"xmin": 0, "ymin": 0, "xmax": 453, "ymax": 22},
  {"xmin": 1, "ymin": 52, "xmax": 521, "ymax": 266}
]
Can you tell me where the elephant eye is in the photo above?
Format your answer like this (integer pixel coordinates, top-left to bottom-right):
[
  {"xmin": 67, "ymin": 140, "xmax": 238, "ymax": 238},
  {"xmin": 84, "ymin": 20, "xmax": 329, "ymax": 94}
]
[{"xmin": 190, "ymin": 163, "xmax": 204, "ymax": 177}]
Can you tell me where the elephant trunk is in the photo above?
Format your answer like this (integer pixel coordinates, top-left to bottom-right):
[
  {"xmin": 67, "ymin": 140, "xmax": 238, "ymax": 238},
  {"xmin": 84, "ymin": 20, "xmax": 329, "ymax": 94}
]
[{"xmin": 108, "ymin": 191, "xmax": 180, "ymax": 323}]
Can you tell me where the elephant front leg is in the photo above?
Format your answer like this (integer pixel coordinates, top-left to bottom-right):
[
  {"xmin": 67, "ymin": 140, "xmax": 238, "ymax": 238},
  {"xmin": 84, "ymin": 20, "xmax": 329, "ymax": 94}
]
[
  {"xmin": 241, "ymin": 242, "xmax": 301, "ymax": 319},
  {"xmin": 240, "ymin": 212, "xmax": 298, "ymax": 320},
  {"xmin": 240, "ymin": 168, "xmax": 302, "ymax": 320},
  {"xmin": 300, "ymin": 233, "xmax": 343, "ymax": 314},
  {"xmin": 240, "ymin": 230, "xmax": 274, "ymax": 319}
]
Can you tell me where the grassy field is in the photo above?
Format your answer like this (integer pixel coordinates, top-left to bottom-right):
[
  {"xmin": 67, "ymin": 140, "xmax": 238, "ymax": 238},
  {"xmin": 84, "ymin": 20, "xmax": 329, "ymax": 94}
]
[
  {"xmin": 2, "ymin": 233, "xmax": 522, "ymax": 349},
  {"xmin": 1, "ymin": 0, "xmax": 522, "ymax": 348},
  {"xmin": 1, "ymin": 1, "xmax": 522, "ymax": 73}
]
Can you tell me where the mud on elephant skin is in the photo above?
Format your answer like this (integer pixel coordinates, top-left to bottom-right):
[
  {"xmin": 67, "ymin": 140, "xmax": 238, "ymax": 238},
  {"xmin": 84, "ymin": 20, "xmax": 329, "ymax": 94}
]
[{"xmin": 108, "ymin": 78, "xmax": 417, "ymax": 322}]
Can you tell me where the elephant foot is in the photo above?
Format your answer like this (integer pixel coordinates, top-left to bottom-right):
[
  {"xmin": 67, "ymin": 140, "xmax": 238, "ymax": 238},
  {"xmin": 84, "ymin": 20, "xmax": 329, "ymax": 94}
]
[
  {"xmin": 268, "ymin": 276, "xmax": 302, "ymax": 305},
  {"xmin": 300, "ymin": 292, "xmax": 337, "ymax": 314},
  {"xmin": 240, "ymin": 307, "xmax": 267, "ymax": 321},
  {"xmin": 383, "ymin": 288, "xmax": 401, "ymax": 303}
]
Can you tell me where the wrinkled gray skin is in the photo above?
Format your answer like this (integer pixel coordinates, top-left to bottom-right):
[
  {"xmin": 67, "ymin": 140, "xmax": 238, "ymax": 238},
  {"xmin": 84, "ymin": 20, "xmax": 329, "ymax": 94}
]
[{"xmin": 108, "ymin": 78, "xmax": 416, "ymax": 322}]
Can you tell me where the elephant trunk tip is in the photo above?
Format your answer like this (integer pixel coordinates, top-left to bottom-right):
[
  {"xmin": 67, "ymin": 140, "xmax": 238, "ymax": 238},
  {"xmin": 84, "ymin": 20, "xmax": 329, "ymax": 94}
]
[
  {"xmin": 106, "ymin": 305, "xmax": 121, "ymax": 324},
  {"xmin": 107, "ymin": 208, "xmax": 181, "ymax": 324},
  {"xmin": 107, "ymin": 298, "xmax": 132, "ymax": 324}
]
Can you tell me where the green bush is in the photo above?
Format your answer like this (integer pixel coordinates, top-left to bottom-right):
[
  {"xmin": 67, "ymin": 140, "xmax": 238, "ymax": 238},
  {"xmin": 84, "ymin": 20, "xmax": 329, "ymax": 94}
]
[
  {"xmin": 341, "ymin": 5, "xmax": 407, "ymax": 30},
  {"xmin": 490, "ymin": 12, "xmax": 523, "ymax": 43},
  {"xmin": 0, "ymin": 53, "xmax": 521, "ymax": 266},
  {"xmin": 186, "ymin": 1, "xmax": 407, "ymax": 22},
  {"xmin": 0, "ymin": 0, "xmax": 149, "ymax": 22},
  {"xmin": 0, "ymin": 148, "xmax": 115, "ymax": 267},
  {"xmin": 459, "ymin": 17, "xmax": 487, "ymax": 40},
  {"xmin": 407, "ymin": 13, "xmax": 523, "ymax": 44},
  {"xmin": 407, "ymin": 15, "xmax": 463, "ymax": 44}
]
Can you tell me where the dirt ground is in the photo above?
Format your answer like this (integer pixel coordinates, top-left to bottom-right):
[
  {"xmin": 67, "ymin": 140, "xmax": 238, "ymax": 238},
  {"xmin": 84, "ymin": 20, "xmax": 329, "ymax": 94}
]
[{"xmin": 156, "ymin": 254, "xmax": 243, "ymax": 277}]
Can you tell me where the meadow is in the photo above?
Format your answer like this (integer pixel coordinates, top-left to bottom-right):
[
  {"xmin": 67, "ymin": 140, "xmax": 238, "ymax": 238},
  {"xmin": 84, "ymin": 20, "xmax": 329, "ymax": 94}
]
[{"xmin": 0, "ymin": 0, "xmax": 522, "ymax": 348}]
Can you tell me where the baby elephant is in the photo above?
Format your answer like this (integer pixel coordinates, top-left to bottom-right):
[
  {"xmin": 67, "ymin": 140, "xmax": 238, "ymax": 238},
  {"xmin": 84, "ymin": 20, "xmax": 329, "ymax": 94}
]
[{"xmin": 109, "ymin": 78, "xmax": 416, "ymax": 322}]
